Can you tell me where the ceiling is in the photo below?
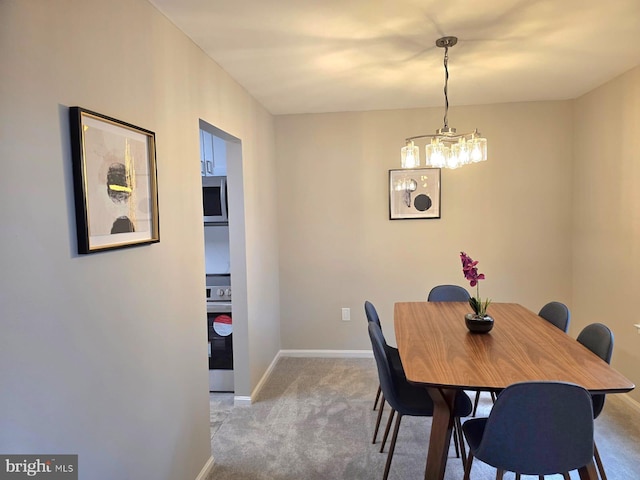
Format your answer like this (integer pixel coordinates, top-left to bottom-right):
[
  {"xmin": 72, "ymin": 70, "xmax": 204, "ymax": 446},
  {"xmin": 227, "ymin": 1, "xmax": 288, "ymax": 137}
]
[{"xmin": 149, "ymin": 0, "xmax": 640, "ymax": 115}]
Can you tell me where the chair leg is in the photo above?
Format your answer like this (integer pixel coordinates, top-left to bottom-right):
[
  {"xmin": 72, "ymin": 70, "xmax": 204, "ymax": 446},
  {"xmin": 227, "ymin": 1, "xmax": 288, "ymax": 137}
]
[
  {"xmin": 373, "ymin": 385, "xmax": 381, "ymax": 410},
  {"xmin": 495, "ymin": 469, "xmax": 505, "ymax": 480},
  {"xmin": 562, "ymin": 473, "xmax": 571, "ymax": 480},
  {"xmin": 382, "ymin": 413, "xmax": 403, "ymax": 480},
  {"xmin": 514, "ymin": 474, "xmax": 520, "ymax": 480},
  {"xmin": 455, "ymin": 417, "xmax": 467, "ymax": 467},
  {"xmin": 490, "ymin": 391, "xmax": 497, "ymax": 402},
  {"xmin": 380, "ymin": 408, "xmax": 396, "ymax": 453},
  {"xmin": 538, "ymin": 476, "xmax": 544, "ymax": 480},
  {"xmin": 463, "ymin": 451, "xmax": 474, "ymax": 480},
  {"xmin": 472, "ymin": 391, "xmax": 481, "ymax": 417},
  {"xmin": 594, "ymin": 440, "xmax": 608, "ymax": 480},
  {"xmin": 453, "ymin": 421, "xmax": 460, "ymax": 458},
  {"xmin": 372, "ymin": 395, "xmax": 385, "ymax": 444}
]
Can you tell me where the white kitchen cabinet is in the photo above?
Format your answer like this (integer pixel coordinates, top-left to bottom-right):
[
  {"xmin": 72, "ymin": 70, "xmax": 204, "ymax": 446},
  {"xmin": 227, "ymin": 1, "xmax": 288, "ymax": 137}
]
[
  {"xmin": 212, "ymin": 135, "xmax": 226, "ymax": 175},
  {"xmin": 201, "ymin": 129, "xmax": 227, "ymax": 176}
]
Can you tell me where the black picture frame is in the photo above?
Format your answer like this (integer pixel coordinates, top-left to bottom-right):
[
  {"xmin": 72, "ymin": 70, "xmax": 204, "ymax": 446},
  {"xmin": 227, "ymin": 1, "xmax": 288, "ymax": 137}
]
[
  {"xmin": 69, "ymin": 107, "xmax": 160, "ymax": 254},
  {"xmin": 389, "ymin": 168, "xmax": 441, "ymax": 220}
]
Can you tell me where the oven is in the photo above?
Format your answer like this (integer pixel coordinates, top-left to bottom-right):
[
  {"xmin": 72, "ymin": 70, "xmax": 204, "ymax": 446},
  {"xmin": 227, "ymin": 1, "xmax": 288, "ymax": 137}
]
[{"xmin": 206, "ymin": 274, "xmax": 233, "ymax": 392}]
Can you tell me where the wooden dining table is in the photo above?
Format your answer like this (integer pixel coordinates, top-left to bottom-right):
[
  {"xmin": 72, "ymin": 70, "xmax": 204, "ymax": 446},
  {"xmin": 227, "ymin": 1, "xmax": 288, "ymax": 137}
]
[{"xmin": 394, "ymin": 301, "xmax": 635, "ymax": 480}]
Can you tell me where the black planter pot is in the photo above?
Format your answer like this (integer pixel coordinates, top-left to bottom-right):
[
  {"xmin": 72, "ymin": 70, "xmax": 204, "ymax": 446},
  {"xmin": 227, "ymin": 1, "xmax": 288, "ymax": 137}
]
[{"xmin": 464, "ymin": 313, "xmax": 494, "ymax": 333}]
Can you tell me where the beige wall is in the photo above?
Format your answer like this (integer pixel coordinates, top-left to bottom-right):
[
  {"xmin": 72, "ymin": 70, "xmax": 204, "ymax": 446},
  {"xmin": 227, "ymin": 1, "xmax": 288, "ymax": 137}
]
[
  {"xmin": 241, "ymin": 110, "xmax": 282, "ymax": 392},
  {"xmin": 0, "ymin": 0, "xmax": 280, "ymax": 478},
  {"xmin": 573, "ymin": 65, "xmax": 640, "ymax": 403},
  {"xmin": 275, "ymin": 101, "xmax": 574, "ymax": 349}
]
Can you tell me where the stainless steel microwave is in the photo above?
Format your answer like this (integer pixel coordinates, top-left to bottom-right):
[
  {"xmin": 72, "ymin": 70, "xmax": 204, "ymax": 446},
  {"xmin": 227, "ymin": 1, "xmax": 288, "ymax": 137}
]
[{"xmin": 203, "ymin": 176, "xmax": 228, "ymax": 224}]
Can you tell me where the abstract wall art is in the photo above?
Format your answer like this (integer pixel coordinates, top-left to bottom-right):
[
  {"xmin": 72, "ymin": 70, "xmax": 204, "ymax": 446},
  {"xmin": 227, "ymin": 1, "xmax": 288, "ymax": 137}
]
[
  {"xmin": 69, "ymin": 107, "xmax": 159, "ymax": 253},
  {"xmin": 389, "ymin": 168, "xmax": 441, "ymax": 220}
]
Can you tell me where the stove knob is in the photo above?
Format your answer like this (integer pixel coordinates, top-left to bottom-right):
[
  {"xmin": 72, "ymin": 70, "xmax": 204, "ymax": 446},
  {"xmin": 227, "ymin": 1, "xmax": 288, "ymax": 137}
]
[
  {"xmin": 217, "ymin": 288, "xmax": 225, "ymax": 296},
  {"xmin": 225, "ymin": 288, "xmax": 232, "ymax": 297}
]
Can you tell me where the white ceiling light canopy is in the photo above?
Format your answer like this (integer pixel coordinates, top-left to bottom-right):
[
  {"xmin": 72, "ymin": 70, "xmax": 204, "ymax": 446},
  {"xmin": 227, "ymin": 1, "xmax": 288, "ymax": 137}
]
[{"xmin": 401, "ymin": 36, "xmax": 487, "ymax": 169}]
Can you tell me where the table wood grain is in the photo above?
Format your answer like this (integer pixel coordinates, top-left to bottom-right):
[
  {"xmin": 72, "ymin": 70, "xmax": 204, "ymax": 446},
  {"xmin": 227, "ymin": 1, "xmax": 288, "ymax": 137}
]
[
  {"xmin": 394, "ymin": 302, "xmax": 634, "ymax": 393},
  {"xmin": 393, "ymin": 301, "xmax": 635, "ymax": 480}
]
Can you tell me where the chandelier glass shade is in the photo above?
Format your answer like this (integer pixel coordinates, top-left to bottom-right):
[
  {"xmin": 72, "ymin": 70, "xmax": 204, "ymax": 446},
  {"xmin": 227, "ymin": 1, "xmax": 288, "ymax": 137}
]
[{"xmin": 401, "ymin": 36, "xmax": 487, "ymax": 169}]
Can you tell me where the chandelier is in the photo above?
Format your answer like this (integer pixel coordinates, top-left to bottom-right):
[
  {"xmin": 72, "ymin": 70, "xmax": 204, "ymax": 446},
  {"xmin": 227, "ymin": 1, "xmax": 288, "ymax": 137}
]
[{"xmin": 401, "ymin": 36, "xmax": 487, "ymax": 169}]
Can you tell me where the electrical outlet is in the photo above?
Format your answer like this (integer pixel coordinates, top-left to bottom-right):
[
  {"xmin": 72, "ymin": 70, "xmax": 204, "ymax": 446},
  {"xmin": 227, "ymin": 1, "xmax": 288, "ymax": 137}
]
[{"xmin": 341, "ymin": 308, "xmax": 351, "ymax": 321}]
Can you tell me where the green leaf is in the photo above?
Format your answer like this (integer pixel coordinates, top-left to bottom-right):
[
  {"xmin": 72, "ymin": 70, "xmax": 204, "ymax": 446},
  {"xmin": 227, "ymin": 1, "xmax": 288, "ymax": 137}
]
[{"xmin": 469, "ymin": 297, "xmax": 480, "ymax": 314}]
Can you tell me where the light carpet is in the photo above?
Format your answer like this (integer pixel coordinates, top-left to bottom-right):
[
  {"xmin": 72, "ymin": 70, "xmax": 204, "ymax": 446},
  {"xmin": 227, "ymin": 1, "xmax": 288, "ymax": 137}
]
[{"xmin": 208, "ymin": 357, "xmax": 640, "ymax": 479}]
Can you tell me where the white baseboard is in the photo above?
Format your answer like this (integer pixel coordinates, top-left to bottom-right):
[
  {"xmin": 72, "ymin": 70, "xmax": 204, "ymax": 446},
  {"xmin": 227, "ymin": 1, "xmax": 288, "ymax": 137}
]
[
  {"xmin": 279, "ymin": 349, "xmax": 373, "ymax": 358},
  {"xmin": 195, "ymin": 456, "xmax": 214, "ymax": 480},
  {"xmin": 233, "ymin": 395, "xmax": 252, "ymax": 406},
  {"xmin": 234, "ymin": 350, "xmax": 284, "ymax": 405}
]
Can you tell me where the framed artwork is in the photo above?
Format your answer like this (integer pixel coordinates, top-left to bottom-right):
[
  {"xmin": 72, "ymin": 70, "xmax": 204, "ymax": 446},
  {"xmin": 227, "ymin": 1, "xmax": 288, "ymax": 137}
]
[
  {"xmin": 389, "ymin": 168, "xmax": 441, "ymax": 220},
  {"xmin": 69, "ymin": 107, "xmax": 159, "ymax": 254}
]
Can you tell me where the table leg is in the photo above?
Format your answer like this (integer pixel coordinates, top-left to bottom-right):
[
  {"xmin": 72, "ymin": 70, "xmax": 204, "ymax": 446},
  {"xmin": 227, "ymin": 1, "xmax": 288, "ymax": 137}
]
[
  {"xmin": 577, "ymin": 460, "xmax": 598, "ymax": 480},
  {"xmin": 424, "ymin": 387, "xmax": 456, "ymax": 480}
]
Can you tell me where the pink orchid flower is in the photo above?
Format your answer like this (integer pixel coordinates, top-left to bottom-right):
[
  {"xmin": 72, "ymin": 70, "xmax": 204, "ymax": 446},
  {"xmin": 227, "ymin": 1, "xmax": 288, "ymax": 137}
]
[{"xmin": 460, "ymin": 252, "xmax": 491, "ymax": 316}]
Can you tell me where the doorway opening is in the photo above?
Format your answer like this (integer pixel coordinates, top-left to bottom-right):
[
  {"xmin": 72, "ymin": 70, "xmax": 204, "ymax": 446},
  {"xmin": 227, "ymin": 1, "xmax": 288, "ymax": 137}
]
[{"xmin": 199, "ymin": 119, "xmax": 245, "ymax": 398}]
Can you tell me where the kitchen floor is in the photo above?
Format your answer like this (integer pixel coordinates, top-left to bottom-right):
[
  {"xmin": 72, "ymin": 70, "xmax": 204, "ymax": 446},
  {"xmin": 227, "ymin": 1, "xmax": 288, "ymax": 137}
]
[{"xmin": 210, "ymin": 392, "xmax": 234, "ymax": 439}]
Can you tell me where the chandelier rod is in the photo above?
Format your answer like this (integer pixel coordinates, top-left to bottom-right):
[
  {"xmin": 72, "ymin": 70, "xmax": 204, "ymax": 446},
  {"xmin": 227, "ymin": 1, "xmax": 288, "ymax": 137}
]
[{"xmin": 443, "ymin": 42, "xmax": 449, "ymax": 130}]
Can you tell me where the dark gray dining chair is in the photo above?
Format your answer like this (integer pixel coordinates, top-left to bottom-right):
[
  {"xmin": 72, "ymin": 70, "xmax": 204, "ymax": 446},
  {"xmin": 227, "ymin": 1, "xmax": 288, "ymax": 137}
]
[
  {"xmin": 368, "ymin": 321, "xmax": 472, "ymax": 480},
  {"xmin": 538, "ymin": 301, "xmax": 571, "ymax": 333},
  {"xmin": 576, "ymin": 323, "xmax": 614, "ymax": 480},
  {"xmin": 462, "ymin": 381, "xmax": 595, "ymax": 479},
  {"xmin": 364, "ymin": 301, "xmax": 404, "ymax": 443},
  {"xmin": 365, "ymin": 299, "xmax": 386, "ymax": 412},
  {"xmin": 365, "ymin": 300, "xmax": 467, "ymax": 460},
  {"xmin": 427, "ymin": 284, "xmax": 471, "ymax": 302}
]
